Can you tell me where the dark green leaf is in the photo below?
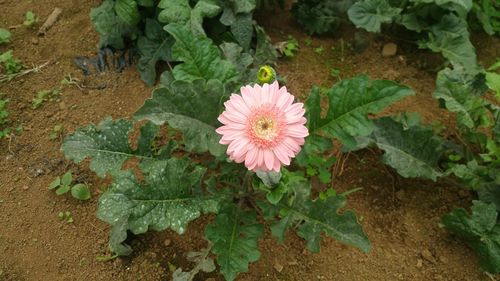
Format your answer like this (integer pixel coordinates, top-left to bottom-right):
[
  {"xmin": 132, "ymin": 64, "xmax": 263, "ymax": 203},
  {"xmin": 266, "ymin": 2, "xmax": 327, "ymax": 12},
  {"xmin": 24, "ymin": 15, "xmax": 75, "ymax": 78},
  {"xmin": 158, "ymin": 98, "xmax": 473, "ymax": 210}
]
[
  {"xmin": 292, "ymin": 0, "xmax": 353, "ymax": 35},
  {"xmin": 433, "ymin": 67, "xmax": 491, "ymax": 129},
  {"xmin": 137, "ymin": 19, "xmax": 174, "ymax": 86},
  {"xmin": 270, "ymin": 172, "xmax": 370, "ymax": 252},
  {"xmin": 90, "ymin": 0, "xmax": 138, "ymax": 49},
  {"xmin": 98, "ymin": 159, "xmax": 223, "ymax": 255},
  {"xmin": 158, "ymin": 0, "xmax": 221, "ymax": 36},
  {"xmin": 347, "ymin": 0, "xmax": 401, "ymax": 33},
  {"xmin": 164, "ymin": 23, "xmax": 239, "ymax": 84},
  {"xmin": 253, "ymin": 24, "xmax": 278, "ymax": 67},
  {"xmin": 61, "ymin": 118, "xmax": 162, "ymax": 178},
  {"xmin": 420, "ymin": 14, "xmax": 478, "ymax": 72},
  {"xmin": 442, "ymin": 201, "xmax": 500, "ymax": 273},
  {"xmin": 355, "ymin": 117, "xmax": 444, "ymax": 181},
  {"xmin": 205, "ymin": 203, "xmax": 263, "ymax": 281},
  {"xmin": 306, "ymin": 76, "xmax": 413, "ymax": 149},
  {"xmin": 230, "ymin": 14, "xmax": 253, "ymax": 50},
  {"xmin": 114, "ymin": 0, "xmax": 140, "ymax": 26},
  {"xmin": 134, "ymin": 79, "xmax": 227, "ymax": 156}
]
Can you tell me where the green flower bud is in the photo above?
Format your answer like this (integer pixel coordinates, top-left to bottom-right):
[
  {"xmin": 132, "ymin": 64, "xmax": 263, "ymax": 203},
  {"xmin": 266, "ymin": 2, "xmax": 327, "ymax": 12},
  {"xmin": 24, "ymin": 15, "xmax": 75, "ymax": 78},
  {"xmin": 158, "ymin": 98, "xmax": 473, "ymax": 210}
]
[{"xmin": 257, "ymin": 65, "xmax": 276, "ymax": 84}]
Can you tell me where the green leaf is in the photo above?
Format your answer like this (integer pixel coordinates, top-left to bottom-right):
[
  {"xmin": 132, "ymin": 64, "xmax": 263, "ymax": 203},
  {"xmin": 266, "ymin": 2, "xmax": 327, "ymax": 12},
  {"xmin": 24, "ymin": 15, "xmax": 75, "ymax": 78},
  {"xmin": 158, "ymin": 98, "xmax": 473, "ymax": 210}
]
[
  {"xmin": 134, "ymin": 79, "xmax": 227, "ymax": 156},
  {"xmin": 269, "ymin": 172, "xmax": 370, "ymax": 252},
  {"xmin": 355, "ymin": 117, "xmax": 444, "ymax": 181},
  {"xmin": 347, "ymin": 0, "xmax": 401, "ymax": 33},
  {"xmin": 90, "ymin": 0, "xmax": 138, "ymax": 49},
  {"xmin": 49, "ymin": 177, "xmax": 61, "ymax": 190},
  {"xmin": 56, "ymin": 185, "xmax": 71, "ymax": 195},
  {"xmin": 164, "ymin": 23, "xmax": 239, "ymax": 84},
  {"xmin": 158, "ymin": 0, "xmax": 221, "ymax": 36},
  {"xmin": 411, "ymin": 0, "xmax": 472, "ymax": 13},
  {"xmin": 61, "ymin": 171, "xmax": 73, "ymax": 186},
  {"xmin": 253, "ymin": 24, "xmax": 278, "ymax": 67},
  {"xmin": 137, "ymin": 19, "xmax": 174, "ymax": 86},
  {"xmin": 137, "ymin": 0, "xmax": 154, "ymax": 7},
  {"xmin": 0, "ymin": 28, "xmax": 11, "ymax": 45},
  {"xmin": 71, "ymin": 184, "xmax": 91, "ymax": 201},
  {"xmin": 61, "ymin": 118, "xmax": 162, "ymax": 178},
  {"xmin": 292, "ymin": 0, "xmax": 353, "ymax": 35},
  {"xmin": 433, "ymin": 67, "xmax": 491, "ymax": 129},
  {"xmin": 486, "ymin": 72, "xmax": 500, "ymax": 100},
  {"xmin": 205, "ymin": 203, "xmax": 263, "ymax": 281},
  {"xmin": 98, "ymin": 159, "xmax": 223, "ymax": 255},
  {"xmin": 420, "ymin": 14, "xmax": 478, "ymax": 73},
  {"xmin": 219, "ymin": 42, "xmax": 254, "ymax": 84},
  {"xmin": 306, "ymin": 76, "xmax": 413, "ymax": 148},
  {"xmin": 442, "ymin": 201, "xmax": 500, "ymax": 273},
  {"xmin": 230, "ymin": 14, "xmax": 253, "ymax": 51},
  {"xmin": 114, "ymin": 0, "xmax": 140, "ymax": 26}
]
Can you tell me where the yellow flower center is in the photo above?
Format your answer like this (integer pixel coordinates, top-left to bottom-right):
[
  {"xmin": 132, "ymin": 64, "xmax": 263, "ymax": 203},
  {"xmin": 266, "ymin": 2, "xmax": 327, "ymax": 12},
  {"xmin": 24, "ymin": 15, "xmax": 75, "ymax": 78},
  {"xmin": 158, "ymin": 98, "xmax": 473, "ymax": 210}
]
[{"xmin": 253, "ymin": 117, "xmax": 277, "ymax": 141}]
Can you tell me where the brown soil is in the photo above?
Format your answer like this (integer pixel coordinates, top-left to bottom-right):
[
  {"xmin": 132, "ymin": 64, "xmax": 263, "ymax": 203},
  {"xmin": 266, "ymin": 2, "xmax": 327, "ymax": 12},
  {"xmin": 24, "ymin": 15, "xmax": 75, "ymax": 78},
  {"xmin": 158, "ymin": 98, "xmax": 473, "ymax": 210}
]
[{"xmin": 1, "ymin": 1, "xmax": 499, "ymax": 281}]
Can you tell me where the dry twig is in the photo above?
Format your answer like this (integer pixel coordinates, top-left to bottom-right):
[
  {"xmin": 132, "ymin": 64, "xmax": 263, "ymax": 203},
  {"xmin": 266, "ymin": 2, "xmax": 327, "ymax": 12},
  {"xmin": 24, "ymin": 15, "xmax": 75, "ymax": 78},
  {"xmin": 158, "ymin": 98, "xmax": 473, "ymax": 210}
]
[{"xmin": 0, "ymin": 60, "xmax": 51, "ymax": 83}]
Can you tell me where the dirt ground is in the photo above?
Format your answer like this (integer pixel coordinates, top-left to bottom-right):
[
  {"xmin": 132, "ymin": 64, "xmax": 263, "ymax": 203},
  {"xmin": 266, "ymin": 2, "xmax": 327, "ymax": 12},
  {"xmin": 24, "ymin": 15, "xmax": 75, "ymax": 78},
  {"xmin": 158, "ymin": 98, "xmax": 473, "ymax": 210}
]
[{"xmin": 1, "ymin": 0, "xmax": 499, "ymax": 280}]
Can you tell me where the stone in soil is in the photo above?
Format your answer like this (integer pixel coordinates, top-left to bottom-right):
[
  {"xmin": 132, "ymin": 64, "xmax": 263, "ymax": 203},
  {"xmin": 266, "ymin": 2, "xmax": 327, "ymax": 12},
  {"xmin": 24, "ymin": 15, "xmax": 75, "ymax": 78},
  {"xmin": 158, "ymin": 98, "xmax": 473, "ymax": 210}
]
[{"xmin": 382, "ymin": 43, "xmax": 397, "ymax": 57}]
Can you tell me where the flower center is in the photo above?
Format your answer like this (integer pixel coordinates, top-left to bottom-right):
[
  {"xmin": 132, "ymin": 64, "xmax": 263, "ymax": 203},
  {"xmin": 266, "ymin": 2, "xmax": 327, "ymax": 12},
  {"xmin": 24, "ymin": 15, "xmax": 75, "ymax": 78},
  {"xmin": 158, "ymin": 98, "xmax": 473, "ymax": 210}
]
[
  {"xmin": 254, "ymin": 117, "xmax": 277, "ymax": 140},
  {"xmin": 246, "ymin": 104, "xmax": 284, "ymax": 148}
]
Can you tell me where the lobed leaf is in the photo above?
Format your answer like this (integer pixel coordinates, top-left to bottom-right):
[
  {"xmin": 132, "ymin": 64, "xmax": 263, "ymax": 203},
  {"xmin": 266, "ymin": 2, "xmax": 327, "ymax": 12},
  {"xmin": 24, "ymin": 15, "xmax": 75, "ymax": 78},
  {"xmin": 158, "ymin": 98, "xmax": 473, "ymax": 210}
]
[
  {"xmin": 354, "ymin": 117, "xmax": 444, "ymax": 181},
  {"xmin": 158, "ymin": 0, "xmax": 221, "ymax": 37},
  {"xmin": 433, "ymin": 67, "xmax": 491, "ymax": 129},
  {"xmin": 420, "ymin": 14, "xmax": 478, "ymax": 73},
  {"xmin": 205, "ymin": 203, "xmax": 264, "ymax": 281},
  {"xmin": 442, "ymin": 201, "xmax": 500, "ymax": 273},
  {"xmin": 61, "ymin": 118, "xmax": 162, "ymax": 178},
  {"xmin": 134, "ymin": 79, "xmax": 227, "ymax": 157},
  {"xmin": 268, "ymin": 171, "xmax": 370, "ymax": 253},
  {"xmin": 305, "ymin": 76, "xmax": 414, "ymax": 149},
  {"xmin": 347, "ymin": 0, "xmax": 401, "ymax": 33},
  {"xmin": 98, "ymin": 159, "xmax": 224, "ymax": 255},
  {"xmin": 137, "ymin": 19, "xmax": 174, "ymax": 86},
  {"xmin": 90, "ymin": 0, "xmax": 138, "ymax": 49},
  {"xmin": 164, "ymin": 23, "xmax": 239, "ymax": 84}
]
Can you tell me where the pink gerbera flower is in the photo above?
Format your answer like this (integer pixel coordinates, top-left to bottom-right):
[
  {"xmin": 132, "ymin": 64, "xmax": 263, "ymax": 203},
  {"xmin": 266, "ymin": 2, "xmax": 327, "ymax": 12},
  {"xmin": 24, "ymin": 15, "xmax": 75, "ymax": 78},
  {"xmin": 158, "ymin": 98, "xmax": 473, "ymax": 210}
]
[{"xmin": 216, "ymin": 81, "xmax": 309, "ymax": 172}]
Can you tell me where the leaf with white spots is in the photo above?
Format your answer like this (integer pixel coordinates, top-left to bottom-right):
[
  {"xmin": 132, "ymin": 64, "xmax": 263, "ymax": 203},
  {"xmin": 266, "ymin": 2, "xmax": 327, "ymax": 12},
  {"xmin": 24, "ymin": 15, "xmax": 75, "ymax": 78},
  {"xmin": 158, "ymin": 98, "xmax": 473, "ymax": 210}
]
[
  {"xmin": 61, "ymin": 118, "xmax": 165, "ymax": 178},
  {"xmin": 134, "ymin": 79, "xmax": 227, "ymax": 157},
  {"xmin": 98, "ymin": 159, "xmax": 225, "ymax": 255}
]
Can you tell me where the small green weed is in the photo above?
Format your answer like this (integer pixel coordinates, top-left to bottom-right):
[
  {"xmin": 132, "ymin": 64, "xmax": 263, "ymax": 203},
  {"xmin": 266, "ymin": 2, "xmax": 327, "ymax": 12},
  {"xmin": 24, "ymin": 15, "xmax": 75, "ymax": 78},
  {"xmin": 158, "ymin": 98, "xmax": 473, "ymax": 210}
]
[
  {"xmin": 0, "ymin": 28, "xmax": 11, "ymax": 45},
  {"xmin": 58, "ymin": 211, "xmax": 74, "ymax": 224},
  {"xmin": 23, "ymin": 11, "xmax": 38, "ymax": 27},
  {"xmin": 0, "ymin": 50, "xmax": 22, "ymax": 75},
  {"xmin": 0, "ymin": 97, "xmax": 10, "ymax": 139},
  {"xmin": 330, "ymin": 68, "xmax": 341, "ymax": 80},
  {"xmin": 314, "ymin": 45, "xmax": 325, "ymax": 55},
  {"xmin": 32, "ymin": 88, "xmax": 61, "ymax": 109},
  {"xmin": 49, "ymin": 171, "xmax": 91, "ymax": 201},
  {"xmin": 49, "ymin": 124, "xmax": 63, "ymax": 140},
  {"xmin": 281, "ymin": 36, "xmax": 299, "ymax": 57}
]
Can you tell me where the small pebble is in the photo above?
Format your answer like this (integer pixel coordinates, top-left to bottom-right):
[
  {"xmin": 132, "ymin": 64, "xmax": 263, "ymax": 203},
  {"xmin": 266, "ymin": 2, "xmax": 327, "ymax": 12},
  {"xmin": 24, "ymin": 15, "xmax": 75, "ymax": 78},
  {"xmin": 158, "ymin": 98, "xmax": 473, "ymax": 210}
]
[
  {"xmin": 416, "ymin": 259, "xmax": 423, "ymax": 268},
  {"xmin": 163, "ymin": 239, "xmax": 171, "ymax": 247},
  {"xmin": 31, "ymin": 37, "xmax": 39, "ymax": 45},
  {"xmin": 22, "ymin": 185, "xmax": 30, "ymax": 190},
  {"xmin": 382, "ymin": 42, "xmax": 397, "ymax": 57}
]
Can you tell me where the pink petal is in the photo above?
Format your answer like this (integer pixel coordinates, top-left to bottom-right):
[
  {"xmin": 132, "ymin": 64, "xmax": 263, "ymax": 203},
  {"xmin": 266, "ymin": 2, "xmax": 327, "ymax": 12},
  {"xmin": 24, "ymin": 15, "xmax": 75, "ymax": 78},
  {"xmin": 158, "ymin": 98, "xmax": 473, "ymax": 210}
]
[{"xmin": 263, "ymin": 149, "xmax": 275, "ymax": 171}]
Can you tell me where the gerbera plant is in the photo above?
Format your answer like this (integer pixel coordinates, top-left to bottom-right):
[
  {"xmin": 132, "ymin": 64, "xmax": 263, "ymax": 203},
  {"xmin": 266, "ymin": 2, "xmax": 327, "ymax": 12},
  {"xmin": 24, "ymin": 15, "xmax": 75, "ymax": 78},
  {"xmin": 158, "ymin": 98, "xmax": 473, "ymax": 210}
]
[{"xmin": 61, "ymin": 22, "xmax": 414, "ymax": 281}]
